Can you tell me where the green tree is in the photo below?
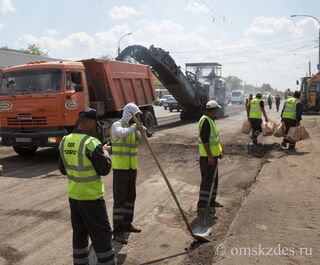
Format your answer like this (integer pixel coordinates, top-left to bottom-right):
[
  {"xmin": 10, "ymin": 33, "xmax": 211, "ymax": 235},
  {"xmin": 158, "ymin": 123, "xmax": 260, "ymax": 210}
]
[
  {"xmin": 224, "ymin": 75, "xmax": 243, "ymax": 91},
  {"xmin": 19, "ymin": 44, "xmax": 48, "ymax": 56},
  {"xmin": 99, "ymin": 53, "xmax": 113, "ymax": 60},
  {"xmin": 261, "ymin": 83, "xmax": 272, "ymax": 93}
]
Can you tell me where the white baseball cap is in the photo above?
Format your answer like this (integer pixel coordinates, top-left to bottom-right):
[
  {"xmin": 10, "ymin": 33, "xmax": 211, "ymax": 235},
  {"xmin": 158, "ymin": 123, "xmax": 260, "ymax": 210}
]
[{"xmin": 206, "ymin": 100, "xmax": 221, "ymax": 109}]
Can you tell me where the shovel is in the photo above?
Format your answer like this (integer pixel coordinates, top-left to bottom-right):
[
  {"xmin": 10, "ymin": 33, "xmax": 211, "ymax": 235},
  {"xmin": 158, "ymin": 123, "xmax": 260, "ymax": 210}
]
[
  {"xmin": 133, "ymin": 116, "xmax": 209, "ymax": 243},
  {"xmin": 193, "ymin": 160, "xmax": 218, "ymax": 237}
]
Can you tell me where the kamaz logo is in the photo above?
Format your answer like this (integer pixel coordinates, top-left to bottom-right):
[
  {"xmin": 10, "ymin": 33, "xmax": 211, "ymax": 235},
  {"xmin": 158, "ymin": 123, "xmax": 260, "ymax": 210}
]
[
  {"xmin": 18, "ymin": 116, "xmax": 32, "ymax": 121},
  {"xmin": 0, "ymin": 101, "xmax": 12, "ymax": 110},
  {"xmin": 65, "ymin": 100, "xmax": 79, "ymax": 110}
]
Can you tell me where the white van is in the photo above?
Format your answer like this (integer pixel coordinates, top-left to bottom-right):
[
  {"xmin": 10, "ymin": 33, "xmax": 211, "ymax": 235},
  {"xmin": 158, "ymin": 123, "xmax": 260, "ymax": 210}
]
[{"xmin": 231, "ymin": 90, "xmax": 245, "ymax": 104}]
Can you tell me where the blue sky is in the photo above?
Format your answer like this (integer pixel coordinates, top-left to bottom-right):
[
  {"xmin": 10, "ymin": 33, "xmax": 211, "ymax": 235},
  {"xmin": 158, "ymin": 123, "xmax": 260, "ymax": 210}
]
[{"xmin": 1, "ymin": 0, "xmax": 320, "ymax": 90}]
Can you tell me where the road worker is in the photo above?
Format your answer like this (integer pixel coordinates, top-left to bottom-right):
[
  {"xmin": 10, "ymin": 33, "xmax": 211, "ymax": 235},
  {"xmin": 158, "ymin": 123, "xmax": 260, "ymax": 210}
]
[
  {"xmin": 245, "ymin": 94, "xmax": 253, "ymax": 112},
  {"xmin": 281, "ymin": 90, "xmax": 303, "ymax": 150},
  {"xmin": 58, "ymin": 108, "xmax": 115, "ymax": 265},
  {"xmin": 197, "ymin": 100, "xmax": 223, "ymax": 215},
  {"xmin": 111, "ymin": 103, "xmax": 146, "ymax": 244},
  {"xmin": 275, "ymin": 94, "xmax": 281, "ymax": 112},
  {"xmin": 247, "ymin": 93, "xmax": 269, "ymax": 145}
]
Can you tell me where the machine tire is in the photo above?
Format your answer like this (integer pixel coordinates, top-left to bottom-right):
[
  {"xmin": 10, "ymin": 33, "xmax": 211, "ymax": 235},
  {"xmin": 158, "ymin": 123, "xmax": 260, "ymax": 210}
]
[
  {"xmin": 143, "ymin": 110, "xmax": 155, "ymax": 137},
  {"xmin": 180, "ymin": 111, "xmax": 190, "ymax": 120},
  {"xmin": 13, "ymin": 146, "xmax": 38, "ymax": 156}
]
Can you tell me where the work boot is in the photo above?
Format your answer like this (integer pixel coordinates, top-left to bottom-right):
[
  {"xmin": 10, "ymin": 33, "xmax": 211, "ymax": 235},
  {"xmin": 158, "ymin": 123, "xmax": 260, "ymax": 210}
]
[
  {"xmin": 113, "ymin": 231, "xmax": 128, "ymax": 245},
  {"xmin": 281, "ymin": 141, "xmax": 287, "ymax": 148},
  {"xmin": 123, "ymin": 224, "xmax": 142, "ymax": 233},
  {"xmin": 288, "ymin": 144, "xmax": 296, "ymax": 150},
  {"xmin": 253, "ymin": 139, "xmax": 258, "ymax": 145}
]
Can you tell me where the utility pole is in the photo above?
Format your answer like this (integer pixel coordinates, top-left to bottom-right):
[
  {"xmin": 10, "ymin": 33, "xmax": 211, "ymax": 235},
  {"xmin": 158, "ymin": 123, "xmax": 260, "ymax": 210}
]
[
  {"xmin": 291, "ymin": 15, "xmax": 320, "ymax": 72},
  {"xmin": 293, "ymin": 53, "xmax": 312, "ymax": 77}
]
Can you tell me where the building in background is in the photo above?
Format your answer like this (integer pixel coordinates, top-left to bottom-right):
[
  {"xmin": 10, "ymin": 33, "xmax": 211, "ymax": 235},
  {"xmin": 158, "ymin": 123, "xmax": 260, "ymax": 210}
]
[{"xmin": 0, "ymin": 49, "xmax": 61, "ymax": 69}]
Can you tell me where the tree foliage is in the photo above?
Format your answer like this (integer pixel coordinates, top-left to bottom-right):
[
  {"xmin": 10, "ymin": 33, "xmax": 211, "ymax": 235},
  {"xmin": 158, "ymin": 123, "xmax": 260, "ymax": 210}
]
[
  {"xmin": 224, "ymin": 75, "xmax": 281, "ymax": 95},
  {"xmin": 19, "ymin": 44, "xmax": 48, "ymax": 56},
  {"xmin": 99, "ymin": 53, "xmax": 113, "ymax": 60},
  {"xmin": 0, "ymin": 44, "xmax": 48, "ymax": 57}
]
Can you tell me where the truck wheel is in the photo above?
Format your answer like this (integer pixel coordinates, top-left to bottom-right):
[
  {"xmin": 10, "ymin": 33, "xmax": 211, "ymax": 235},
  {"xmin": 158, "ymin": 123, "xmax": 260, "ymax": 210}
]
[
  {"xmin": 143, "ymin": 111, "xmax": 155, "ymax": 137},
  {"xmin": 169, "ymin": 108, "xmax": 173, "ymax": 112},
  {"xmin": 13, "ymin": 146, "xmax": 38, "ymax": 156}
]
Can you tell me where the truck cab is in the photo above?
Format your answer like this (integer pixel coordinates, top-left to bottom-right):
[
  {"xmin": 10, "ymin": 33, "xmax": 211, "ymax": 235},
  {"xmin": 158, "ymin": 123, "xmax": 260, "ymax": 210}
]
[{"xmin": 0, "ymin": 61, "xmax": 87, "ymax": 155}]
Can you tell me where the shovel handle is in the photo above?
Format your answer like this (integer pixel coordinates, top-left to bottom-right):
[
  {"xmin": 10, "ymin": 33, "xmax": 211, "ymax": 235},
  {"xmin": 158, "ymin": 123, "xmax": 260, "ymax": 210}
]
[{"xmin": 133, "ymin": 115, "xmax": 194, "ymax": 235}]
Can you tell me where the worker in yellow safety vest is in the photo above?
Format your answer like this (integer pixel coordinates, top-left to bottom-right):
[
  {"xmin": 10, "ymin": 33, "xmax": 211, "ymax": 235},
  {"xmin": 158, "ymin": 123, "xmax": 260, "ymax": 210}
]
[
  {"xmin": 111, "ymin": 103, "xmax": 146, "ymax": 245},
  {"xmin": 281, "ymin": 90, "xmax": 303, "ymax": 149},
  {"xmin": 58, "ymin": 108, "xmax": 116, "ymax": 265},
  {"xmin": 197, "ymin": 100, "xmax": 223, "ymax": 216},
  {"xmin": 247, "ymin": 92, "xmax": 269, "ymax": 145}
]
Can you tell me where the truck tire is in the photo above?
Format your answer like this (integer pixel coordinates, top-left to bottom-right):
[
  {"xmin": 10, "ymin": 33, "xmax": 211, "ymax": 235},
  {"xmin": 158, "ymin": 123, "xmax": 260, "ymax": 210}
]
[
  {"xmin": 169, "ymin": 108, "xmax": 173, "ymax": 112},
  {"xmin": 143, "ymin": 111, "xmax": 155, "ymax": 137},
  {"xmin": 13, "ymin": 146, "xmax": 38, "ymax": 156}
]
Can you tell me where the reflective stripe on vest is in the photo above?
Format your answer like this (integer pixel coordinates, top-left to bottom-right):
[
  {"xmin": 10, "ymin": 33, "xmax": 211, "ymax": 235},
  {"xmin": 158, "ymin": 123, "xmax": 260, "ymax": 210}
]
[
  {"xmin": 283, "ymin": 97, "xmax": 298, "ymax": 120},
  {"xmin": 249, "ymin": 98, "xmax": 262, "ymax": 119},
  {"xmin": 111, "ymin": 119, "xmax": 138, "ymax": 170},
  {"xmin": 59, "ymin": 133, "xmax": 104, "ymax": 200},
  {"xmin": 198, "ymin": 115, "xmax": 222, "ymax": 157}
]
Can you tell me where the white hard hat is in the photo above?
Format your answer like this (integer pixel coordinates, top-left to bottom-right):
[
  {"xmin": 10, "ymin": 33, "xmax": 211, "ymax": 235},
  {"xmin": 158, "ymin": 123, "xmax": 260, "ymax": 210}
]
[{"xmin": 206, "ymin": 100, "xmax": 221, "ymax": 109}]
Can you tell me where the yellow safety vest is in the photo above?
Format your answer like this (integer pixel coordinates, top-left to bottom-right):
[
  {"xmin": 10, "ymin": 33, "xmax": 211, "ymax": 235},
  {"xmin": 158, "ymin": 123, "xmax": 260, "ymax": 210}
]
[
  {"xmin": 111, "ymin": 119, "xmax": 138, "ymax": 170},
  {"xmin": 198, "ymin": 115, "xmax": 222, "ymax": 157},
  {"xmin": 283, "ymin": 97, "xmax": 298, "ymax": 120},
  {"xmin": 59, "ymin": 133, "xmax": 104, "ymax": 200},
  {"xmin": 249, "ymin": 98, "xmax": 262, "ymax": 119}
]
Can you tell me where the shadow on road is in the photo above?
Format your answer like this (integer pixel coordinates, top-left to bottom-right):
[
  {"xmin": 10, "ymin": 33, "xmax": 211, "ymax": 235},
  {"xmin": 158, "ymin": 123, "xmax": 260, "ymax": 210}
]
[
  {"xmin": 285, "ymin": 150, "xmax": 310, "ymax": 156},
  {"xmin": 0, "ymin": 148, "xmax": 60, "ymax": 179},
  {"xmin": 155, "ymin": 120, "xmax": 194, "ymax": 133},
  {"xmin": 139, "ymin": 241, "xmax": 202, "ymax": 265}
]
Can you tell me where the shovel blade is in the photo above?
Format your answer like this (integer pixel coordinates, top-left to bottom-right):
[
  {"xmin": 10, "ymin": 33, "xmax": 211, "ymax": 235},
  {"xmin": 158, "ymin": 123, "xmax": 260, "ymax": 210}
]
[
  {"xmin": 192, "ymin": 225, "xmax": 212, "ymax": 238},
  {"xmin": 191, "ymin": 233, "xmax": 210, "ymax": 243}
]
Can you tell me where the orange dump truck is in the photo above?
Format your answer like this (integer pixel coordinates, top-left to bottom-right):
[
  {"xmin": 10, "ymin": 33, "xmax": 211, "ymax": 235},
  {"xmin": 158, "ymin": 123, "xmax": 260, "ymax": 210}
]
[{"xmin": 0, "ymin": 59, "xmax": 157, "ymax": 156}]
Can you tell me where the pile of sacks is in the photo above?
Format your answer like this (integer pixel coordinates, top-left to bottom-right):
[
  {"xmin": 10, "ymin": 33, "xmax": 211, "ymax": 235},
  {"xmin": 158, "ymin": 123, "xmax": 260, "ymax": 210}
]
[{"xmin": 242, "ymin": 120, "xmax": 310, "ymax": 142}]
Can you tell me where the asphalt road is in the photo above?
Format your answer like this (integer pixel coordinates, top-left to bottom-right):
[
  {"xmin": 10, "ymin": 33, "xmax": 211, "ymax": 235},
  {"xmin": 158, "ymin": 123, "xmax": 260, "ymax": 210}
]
[{"xmin": 1, "ymin": 104, "xmax": 318, "ymax": 265}]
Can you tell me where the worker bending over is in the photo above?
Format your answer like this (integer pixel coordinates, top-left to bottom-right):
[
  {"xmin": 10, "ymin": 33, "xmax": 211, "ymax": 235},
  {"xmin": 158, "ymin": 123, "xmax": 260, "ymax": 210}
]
[
  {"xmin": 281, "ymin": 91, "xmax": 303, "ymax": 150},
  {"xmin": 247, "ymin": 93, "xmax": 269, "ymax": 145},
  {"xmin": 59, "ymin": 109, "xmax": 116, "ymax": 265},
  {"xmin": 197, "ymin": 100, "xmax": 223, "ymax": 215},
  {"xmin": 111, "ymin": 103, "xmax": 146, "ymax": 244}
]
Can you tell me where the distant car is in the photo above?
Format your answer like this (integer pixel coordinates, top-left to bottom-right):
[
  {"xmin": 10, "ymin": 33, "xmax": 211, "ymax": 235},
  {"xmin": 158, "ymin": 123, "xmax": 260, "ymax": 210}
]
[
  {"xmin": 167, "ymin": 96, "xmax": 182, "ymax": 112},
  {"xmin": 159, "ymin": 95, "xmax": 172, "ymax": 107}
]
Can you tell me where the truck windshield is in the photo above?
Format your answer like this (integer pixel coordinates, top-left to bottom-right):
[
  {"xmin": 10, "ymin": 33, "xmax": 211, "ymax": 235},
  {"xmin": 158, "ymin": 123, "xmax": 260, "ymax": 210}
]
[{"xmin": 0, "ymin": 69, "xmax": 62, "ymax": 95}]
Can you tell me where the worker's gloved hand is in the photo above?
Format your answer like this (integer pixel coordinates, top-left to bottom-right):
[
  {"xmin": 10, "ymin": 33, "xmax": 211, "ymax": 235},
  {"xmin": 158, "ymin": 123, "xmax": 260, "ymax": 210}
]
[
  {"xmin": 137, "ymin": 124, "xmax": 147, "ymax": 133},
  {"xmin": 103, "ymin": 144, "xmax": 112, "ymax": 154},
  {"xmin": 208, "ymin": 156, "xmax": 216, "ymax": 166}
]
